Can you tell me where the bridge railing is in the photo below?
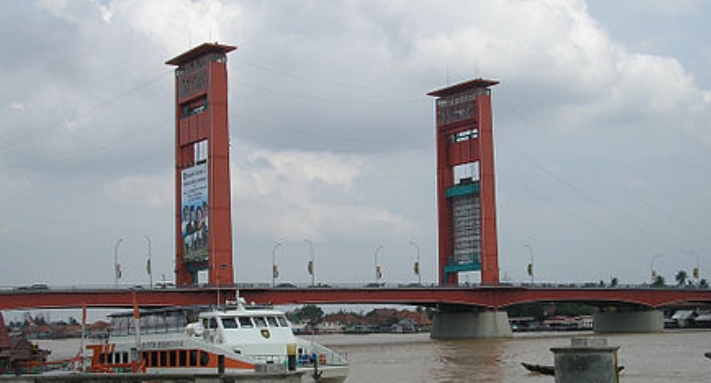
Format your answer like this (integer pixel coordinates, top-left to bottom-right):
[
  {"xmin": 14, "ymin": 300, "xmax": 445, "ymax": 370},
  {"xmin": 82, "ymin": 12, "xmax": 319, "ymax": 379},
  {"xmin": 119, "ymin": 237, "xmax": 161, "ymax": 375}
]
[{"xmin": 2, "ymin": 282, "xmax": 709, "ymax": 291}]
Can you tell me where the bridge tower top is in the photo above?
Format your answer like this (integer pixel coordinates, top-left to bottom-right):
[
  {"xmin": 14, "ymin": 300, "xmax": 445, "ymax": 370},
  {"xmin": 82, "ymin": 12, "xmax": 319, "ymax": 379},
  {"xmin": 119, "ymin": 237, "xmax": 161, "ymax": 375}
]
[
  {"xmin": 428, "ymin": 78, "xmax": 500, "ymax": 285},
  {"xmin": 166, "ymin": 43, "xmax": 236, "ymax": 286}
]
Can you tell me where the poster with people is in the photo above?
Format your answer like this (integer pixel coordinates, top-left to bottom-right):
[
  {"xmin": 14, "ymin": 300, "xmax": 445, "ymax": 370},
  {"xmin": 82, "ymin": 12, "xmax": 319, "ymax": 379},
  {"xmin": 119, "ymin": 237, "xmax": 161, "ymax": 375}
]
[{"xmin": 181, "ymin": 163, "xmax": 209, "ymax": 263}]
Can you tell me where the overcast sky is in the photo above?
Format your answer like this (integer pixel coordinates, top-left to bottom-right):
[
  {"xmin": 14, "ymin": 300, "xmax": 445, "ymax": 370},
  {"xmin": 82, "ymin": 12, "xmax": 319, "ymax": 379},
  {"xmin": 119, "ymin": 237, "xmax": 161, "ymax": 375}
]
[{"xmin": 1, "ymin": 0, "xmax": 710, "ymax": 291}]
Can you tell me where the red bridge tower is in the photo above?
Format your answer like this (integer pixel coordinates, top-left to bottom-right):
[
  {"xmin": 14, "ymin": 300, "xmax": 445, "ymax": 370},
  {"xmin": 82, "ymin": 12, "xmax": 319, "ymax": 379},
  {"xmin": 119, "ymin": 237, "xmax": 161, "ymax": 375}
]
[
  {"xmin": 428, "ymin": 79, "xmax": 500, "ymax": 286},
  {"xmin": 166, "ymin": 43, "xmax": 236, "ymax": 286}
]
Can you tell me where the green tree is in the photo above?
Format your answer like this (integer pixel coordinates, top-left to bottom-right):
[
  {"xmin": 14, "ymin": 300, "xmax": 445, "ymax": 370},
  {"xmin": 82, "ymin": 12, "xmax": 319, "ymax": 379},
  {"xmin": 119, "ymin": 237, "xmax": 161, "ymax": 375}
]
[
  {"xmin": 293, "ymin": 304, "xmax": 324, "ymax": 323},
  {"xmin": 700, "ymin": 279, "xmax": 709, "ymax": 289},
  {"xmin": 610, "ymin": 277, "xmax": 618, "ymax": 287},
  {"xmin": 652, "ymin": 275, "xmax": 666, "ymax": 287},
  {"xmin": 507, "ymin": 302, "xmax": 594, "ymax": 321},
  {"xmin": 675, "ymin": 270, "xmax": 688, "ymax": 287},
  {"xmin": 507, "ymin": 302, "xmax": 546, "ymax": 321}
]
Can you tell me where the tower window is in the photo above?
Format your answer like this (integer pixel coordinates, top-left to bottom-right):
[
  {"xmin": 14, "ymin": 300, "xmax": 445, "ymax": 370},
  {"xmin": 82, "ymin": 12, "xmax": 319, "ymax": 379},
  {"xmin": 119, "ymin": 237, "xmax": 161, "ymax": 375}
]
[{"xmin": 453, "ymin": 162, "xmax": 479, "ymax": 184}]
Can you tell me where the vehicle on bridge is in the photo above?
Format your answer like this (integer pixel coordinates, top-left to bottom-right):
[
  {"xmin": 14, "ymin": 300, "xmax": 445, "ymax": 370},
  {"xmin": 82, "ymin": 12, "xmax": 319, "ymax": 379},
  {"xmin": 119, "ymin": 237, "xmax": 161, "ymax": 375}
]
[{"xmin": 85, "ymin": 297, "xmax": 348, "ymax": 382}]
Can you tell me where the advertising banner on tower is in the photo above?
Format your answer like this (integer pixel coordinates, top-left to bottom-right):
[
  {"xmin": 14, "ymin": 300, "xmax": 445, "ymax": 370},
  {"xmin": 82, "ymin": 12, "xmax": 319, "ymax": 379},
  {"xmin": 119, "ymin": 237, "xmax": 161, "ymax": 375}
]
[{"xmin": 181, "ymin": 163, "xmax": 208, "ymax": 263}]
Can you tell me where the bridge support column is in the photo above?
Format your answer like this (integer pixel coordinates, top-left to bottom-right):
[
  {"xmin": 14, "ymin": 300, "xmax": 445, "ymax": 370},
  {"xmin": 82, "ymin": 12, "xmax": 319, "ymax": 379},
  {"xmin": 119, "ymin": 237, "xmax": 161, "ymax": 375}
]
[
  {"xmin": 593, "ymin": 309, "xmax": 663, "ymax": 334},
  {"xmin": 430, "ymin": 306, "xmax": 512, "ymax": 339}
]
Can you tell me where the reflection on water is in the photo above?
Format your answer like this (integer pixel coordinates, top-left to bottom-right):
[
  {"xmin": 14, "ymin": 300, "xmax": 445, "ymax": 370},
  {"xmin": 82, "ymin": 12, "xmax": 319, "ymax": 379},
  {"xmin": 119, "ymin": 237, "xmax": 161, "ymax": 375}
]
[
  {"xmin": 38, "ymin": 330, "xmax": 711, "ymax": 383},
  {"xmin": 433, "ymin": 339, "xmax": 506, "ymax": 383},
  {"xmin": 324, "ymin": 331, "xmax": 711, "ymax": 383}
]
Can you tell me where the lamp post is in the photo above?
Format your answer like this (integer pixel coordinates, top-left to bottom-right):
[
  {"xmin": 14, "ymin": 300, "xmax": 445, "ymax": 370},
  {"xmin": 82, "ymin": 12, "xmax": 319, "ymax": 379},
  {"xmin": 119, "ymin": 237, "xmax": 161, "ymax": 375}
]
[
  {"xmin": 409, "ymin": 241, "xmax": 421, "ymax": 285},
  {"xmin": 272, "ymin": 242, "xmax": 282, "ymax": 287},
  {"xmin": 524, "ymin": 244, "xmax": 534, "ymax": 285},
  {"xmin": 374, "ymin": 245, "xmax": 383, "ymax": 285},
  {"xmin": 114, "ymin": 238, "xmax": 124, "ymax": 288},
  {"xmin": 304, "ymin": 239, "xmax": 315, "ymax": 287},
  {"xmin": 144, "ymin": 235, "xmax": 153, "ymax": 288},
  {"xmin": 651, "ymin": 254, "xmax": 663, "ymax": 284},
  {"xmin": 689, "ymin": 250, "xmax": 700, "ymax": 282}
]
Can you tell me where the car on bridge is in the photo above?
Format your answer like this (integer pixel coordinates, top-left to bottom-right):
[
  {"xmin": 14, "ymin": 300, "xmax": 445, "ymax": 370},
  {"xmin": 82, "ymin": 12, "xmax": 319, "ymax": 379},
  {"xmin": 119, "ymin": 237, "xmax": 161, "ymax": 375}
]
[{"xmin": 14, "ymin": 283, "xmax": 49, "ymax": 290}]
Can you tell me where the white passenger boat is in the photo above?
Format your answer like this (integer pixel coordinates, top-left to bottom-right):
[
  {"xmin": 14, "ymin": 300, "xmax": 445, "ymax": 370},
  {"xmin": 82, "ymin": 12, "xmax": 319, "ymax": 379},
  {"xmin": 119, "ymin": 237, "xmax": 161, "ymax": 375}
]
[{"xmin": 85, "ymin": 297, "xmax": 348, "ymax": 382}]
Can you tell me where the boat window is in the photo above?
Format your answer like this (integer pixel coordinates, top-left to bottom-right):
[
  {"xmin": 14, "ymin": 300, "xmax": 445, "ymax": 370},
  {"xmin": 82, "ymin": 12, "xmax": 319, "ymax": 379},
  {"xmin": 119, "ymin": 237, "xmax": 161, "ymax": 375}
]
[
  {"xmin": 160, "ymin": 351, "xmax": 167, "ymax": 367},
  {"xmin": 169, "ymin": 351, "xmax": 177, "ymax": 367},
  {"xmin": 266, "ymin": 317, "xmax": 279, "ymax": 327},
  {"xmin": 129, "ymin": 318, "xmax": 137, "ymax": 335},
  {"xmin": 179, "ymin": 350, "xmax": 187, "ymax": 366},
  {"xmin": 151, "ymin": 351, "xmax": 158, "ymax": 367},
  {"xmin": 122, "ymin": 352, "xmax": 129, "ymax": 363},
  {"xmin": 200, "ymin": 351, "xmax": 210, "ymax": 366},
  {"xmin": 145, "ymin": 315, "xmax": 160, "ymax": 334},
  {"xmin": 254, "ymin": 317, "xmax": 267, "ymax": 328},
  {"xmin": 169, "ymin": 312, "xmax": 188, "ymax": 332},
  {"xmin": 111, "ymin": 317, "xmax": 129, "ymax": 336},
  {"xmin": 209, "ymin": 318, "xmax": 218, "ymax": 329},
  {"xmin": 238, "ymin": 317, "xmax": 253, "ymax": 328},
  {"xmin": 189, "ymin": 350, "xmax": 198, "ymax": 367},
  {"xmin": 277, "ymin": 317, "xmax": 289, "ymax": 327},
  {"xmin": 221, "ymin": 317, "xmax": 238, "ymax": 329}
]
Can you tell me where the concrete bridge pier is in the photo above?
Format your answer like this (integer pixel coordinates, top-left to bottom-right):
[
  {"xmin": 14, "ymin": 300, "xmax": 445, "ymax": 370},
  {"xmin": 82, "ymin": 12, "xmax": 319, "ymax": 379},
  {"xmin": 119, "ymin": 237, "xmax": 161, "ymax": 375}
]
[
  {"xmin": 593, "ymin": 309, "xmax": 663, "ymax": 333},
  {"xmin": 430, "ymin": 305, "xmax": 513, "ymax": 339}
]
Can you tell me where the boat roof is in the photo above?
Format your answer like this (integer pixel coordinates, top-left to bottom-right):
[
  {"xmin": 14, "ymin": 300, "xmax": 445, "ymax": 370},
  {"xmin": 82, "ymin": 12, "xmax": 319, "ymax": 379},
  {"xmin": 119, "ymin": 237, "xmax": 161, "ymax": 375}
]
[{"xmin": 108, "ymin": 303, "xmax": 283, "ymax": 318}]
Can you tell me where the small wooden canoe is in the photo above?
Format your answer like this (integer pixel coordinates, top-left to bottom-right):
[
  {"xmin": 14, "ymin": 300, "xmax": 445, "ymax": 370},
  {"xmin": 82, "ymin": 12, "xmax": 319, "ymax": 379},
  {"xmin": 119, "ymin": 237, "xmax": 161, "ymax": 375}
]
[
  {"xmin": 522, "ymin": 362, "xmax": 625, "ymax": 376},
  {"xmin": 521, "ymin": 362, "xmax": 555, "ymax": 375}
]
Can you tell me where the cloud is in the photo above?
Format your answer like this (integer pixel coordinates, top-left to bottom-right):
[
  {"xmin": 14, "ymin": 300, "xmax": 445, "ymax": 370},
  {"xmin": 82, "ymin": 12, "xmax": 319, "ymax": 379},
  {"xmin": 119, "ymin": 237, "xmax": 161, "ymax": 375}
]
[
  {"xmin": 230, "ymin": 147, "xmax": 413, "ymax": 241},
  {"xmin": 104, "ymin": 172, "xmax": 174, "ymax": 208}
]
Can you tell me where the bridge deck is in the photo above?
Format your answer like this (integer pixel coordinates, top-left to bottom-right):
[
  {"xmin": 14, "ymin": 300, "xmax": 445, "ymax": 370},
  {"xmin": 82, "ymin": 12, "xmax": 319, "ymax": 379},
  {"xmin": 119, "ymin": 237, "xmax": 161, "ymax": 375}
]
[{"xmin": 2, "ymin": 286, "xmax": 711, "ymax": 311}]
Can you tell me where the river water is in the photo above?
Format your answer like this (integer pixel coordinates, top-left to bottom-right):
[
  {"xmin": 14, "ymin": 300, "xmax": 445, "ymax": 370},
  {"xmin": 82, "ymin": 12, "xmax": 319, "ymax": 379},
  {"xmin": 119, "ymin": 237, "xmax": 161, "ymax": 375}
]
[{"xmin": 39, "ymin": 330, "xmax": 711, "ymax": 383}]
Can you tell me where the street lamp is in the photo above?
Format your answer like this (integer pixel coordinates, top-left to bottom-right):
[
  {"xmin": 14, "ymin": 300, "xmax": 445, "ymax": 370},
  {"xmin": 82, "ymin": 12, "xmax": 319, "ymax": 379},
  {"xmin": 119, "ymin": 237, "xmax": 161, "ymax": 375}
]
[
  {"xmin": 144, "ymin": 235, "xmax": 153, "ymax": 288},
  {"xmin": 374, "ymin": 245, "xmax": 383, "ymax": 285},
  {"xmin": 524, "ymin": 244, "xmax": 534, "ymax": 285},
  {"xmin": 114, "ymin": 238, "xmax": 124, "ymax": 288},
  {"xmin": 651, "ymin": 254, "xmax": 663, "ymax": 283},
  {"xmin": 689, "ymin": 250, "xmax": 700, "ymax": 282},
  {"xmin": 304, "ymin": 239, "xmax": 315, "ymax": 287},
  {"xmin": 409, "ymin": 241, "xmax": 421, "ymax": 285},
  {"xmin": 272, "ymin": 242, "xmax": 283, "ymax": 287}
]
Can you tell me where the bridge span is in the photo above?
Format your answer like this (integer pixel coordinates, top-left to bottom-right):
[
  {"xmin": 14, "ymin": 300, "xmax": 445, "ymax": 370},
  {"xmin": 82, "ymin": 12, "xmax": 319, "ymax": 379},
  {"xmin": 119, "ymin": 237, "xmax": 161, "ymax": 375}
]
[
  {"xmin": 2, "ymin": 285, "xmax": 711, "ymax": 311},
  {"xmin": 5, "ymin": 285, "xmax": 710, "ymax": 337}
]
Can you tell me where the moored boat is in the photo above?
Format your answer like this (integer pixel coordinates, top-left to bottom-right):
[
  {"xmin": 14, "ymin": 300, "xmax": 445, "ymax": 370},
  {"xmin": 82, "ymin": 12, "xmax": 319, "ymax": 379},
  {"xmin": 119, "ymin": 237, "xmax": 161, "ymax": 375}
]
[
  {"xmin": 521, "ymin": 362, "xmax": 624, "ymax": 376},
  {"xmin": 85, "ymin": 297, "xmax": 348, "ymax": 382}
]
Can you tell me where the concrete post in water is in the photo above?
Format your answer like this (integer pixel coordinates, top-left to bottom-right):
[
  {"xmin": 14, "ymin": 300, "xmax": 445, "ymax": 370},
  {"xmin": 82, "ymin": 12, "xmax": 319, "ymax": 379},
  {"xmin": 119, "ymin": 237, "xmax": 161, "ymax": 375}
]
[
  {"xmin": 431, "ymin": 305, "xmax": 512, "ymax": 339},
  {"xmin": 594, "ymin": 309, "xmax": 663, "ymax": 333},
  {"xmin": 550, "ymin": 337, "xmax": 620, "ymax": 383}
]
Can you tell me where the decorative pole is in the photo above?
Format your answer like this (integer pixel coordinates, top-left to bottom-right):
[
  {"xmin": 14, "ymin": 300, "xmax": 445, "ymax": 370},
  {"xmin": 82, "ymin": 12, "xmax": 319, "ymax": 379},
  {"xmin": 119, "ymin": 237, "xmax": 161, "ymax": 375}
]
[
  {"xmin": 524, "ymin": 244, "xmax": 534, "ymax": 285},
  {"xmin": 144, "ymin": 235, "xmax": 153, "ymax": 288},
  {"xmin": 374, "ymin": 245, "xmax": 383, "ymax": 285},
  {"xmin": 114, "ymin": 238, "xmax": 124, "ymax": 288},
  {"xmin": 409, "ymin": 241, "xmax": 421, "ymax": 285},
  {"xmin": 651, "ymin": 254, "xmax": 663, "ymax": 284},
  {"xmin": 305, "ymin": 239, "xmax": 315, "ymax": 287},
  {"xmin": 272, "ymin": 242, "xmax": 283, "ymax": 287}
]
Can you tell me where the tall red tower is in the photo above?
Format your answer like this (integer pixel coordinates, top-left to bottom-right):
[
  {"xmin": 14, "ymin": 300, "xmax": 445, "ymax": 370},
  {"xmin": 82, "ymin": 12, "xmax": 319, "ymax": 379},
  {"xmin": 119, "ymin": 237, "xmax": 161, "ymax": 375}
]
[
  {"xmin": 428, "ymin": 79, "xmax": 500, "ymax": 286},
  {"xmin": 166, "ymin": 43, "xmax": 236, "ymax": 286}
]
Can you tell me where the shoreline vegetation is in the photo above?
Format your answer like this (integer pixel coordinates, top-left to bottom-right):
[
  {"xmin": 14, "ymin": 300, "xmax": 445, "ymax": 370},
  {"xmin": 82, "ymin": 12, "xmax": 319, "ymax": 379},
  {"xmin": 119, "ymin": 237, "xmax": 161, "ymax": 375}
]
[{"xmin": 5, "ymin": 302, "xmax": 710, "ymax": 339}]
